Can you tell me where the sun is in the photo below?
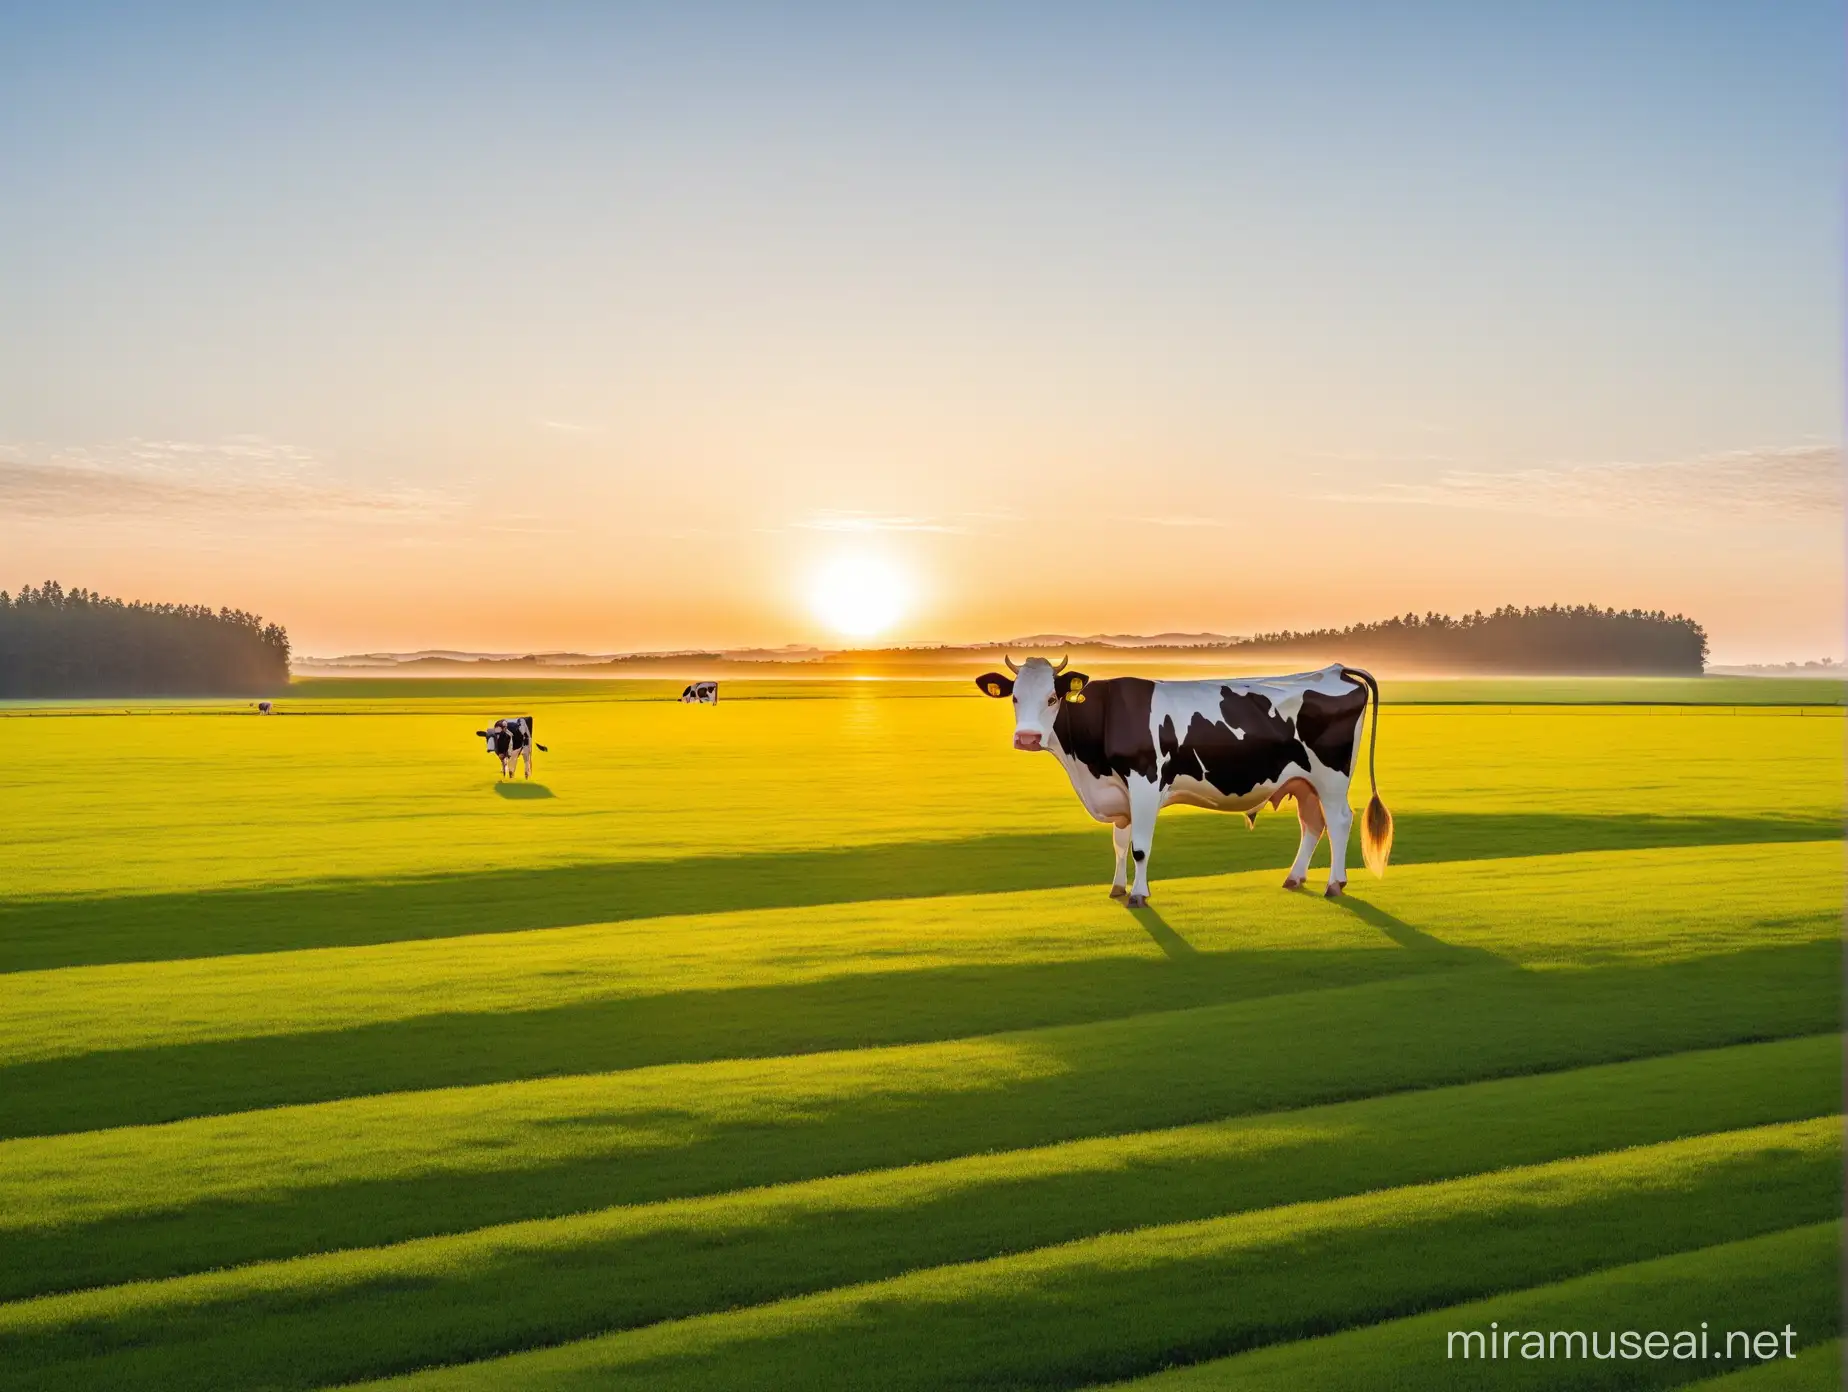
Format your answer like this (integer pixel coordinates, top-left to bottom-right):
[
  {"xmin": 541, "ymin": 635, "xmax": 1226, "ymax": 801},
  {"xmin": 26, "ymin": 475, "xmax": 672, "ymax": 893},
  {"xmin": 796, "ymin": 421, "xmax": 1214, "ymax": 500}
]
[{"xmin": 811, "ymin": 553, "xmax": 909, "ymax": 640}]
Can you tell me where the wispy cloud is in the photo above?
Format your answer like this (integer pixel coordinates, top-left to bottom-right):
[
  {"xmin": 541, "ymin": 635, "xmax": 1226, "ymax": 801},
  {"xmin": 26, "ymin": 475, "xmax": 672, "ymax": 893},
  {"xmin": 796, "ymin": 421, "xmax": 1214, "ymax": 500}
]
[
  {"xmin": 790, "ymin": 510, "xmax": 968, "ymax": 534},
  {"xmin": 537, "ymin": 419, "xmax": 599, "ymax": 434},
  {"xmin": 1319, "ymin": 444, "xmax": 1841, "ymax": 524},
  {"xmin": 0, "ymin": 437, "xmax": 454, "ymax": 522},
  {"xmin": 1136, "ymin": 515, "xmax": 1226, "ymax": 528}
]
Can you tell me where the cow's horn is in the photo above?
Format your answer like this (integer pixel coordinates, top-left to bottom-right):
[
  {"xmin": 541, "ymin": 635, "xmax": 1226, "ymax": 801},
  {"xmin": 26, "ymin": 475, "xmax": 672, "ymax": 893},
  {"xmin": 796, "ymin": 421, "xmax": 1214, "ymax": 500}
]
[
  {"xmin": 1052, "ymin": 654, "xmax": 1069, "ymax": 674},
  {"xmin": 1003, "ymin": 655, "xmax": 1020, "ymax": 674}
]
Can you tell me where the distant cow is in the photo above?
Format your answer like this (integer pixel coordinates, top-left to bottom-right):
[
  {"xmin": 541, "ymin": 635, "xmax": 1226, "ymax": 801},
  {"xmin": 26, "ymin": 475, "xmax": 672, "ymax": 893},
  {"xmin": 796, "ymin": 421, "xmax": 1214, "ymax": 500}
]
[
  {"xmin": 680, "ymin": 681, "xmax": 719, "ymax": 705},
  {"xmin": 976, "ymin": 657, "xmax": 1391, "ymax": 905},
  {"xmin": 476, "ymin": 716, "xmax": 548, "ymax": 779},
  {"xmin": 255, "ymin": 701, "xmax": 273, "ymax": 715}
]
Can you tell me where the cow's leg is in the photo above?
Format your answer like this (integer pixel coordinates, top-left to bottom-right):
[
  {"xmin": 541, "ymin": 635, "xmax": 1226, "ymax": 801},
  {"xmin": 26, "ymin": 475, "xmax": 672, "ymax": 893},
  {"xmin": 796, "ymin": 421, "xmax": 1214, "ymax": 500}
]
[
  {"xmin": 1125, "ymin": 776, "xmax": 1160, "ymax": 907},
  {"xmin": 1109, "ymin": 821, "xmax": 1130, "ymax": 898},
  {"xmin": 523, "ymin": 745, "xmax": 533, "ymax": 779},
  {"xmin": 1283, "ymin": 788, "xmax": 1325, "ymax": 890},
  {"xmin": 1323, "ymin": 787, "xmax": 1355, "ymax": 897}
]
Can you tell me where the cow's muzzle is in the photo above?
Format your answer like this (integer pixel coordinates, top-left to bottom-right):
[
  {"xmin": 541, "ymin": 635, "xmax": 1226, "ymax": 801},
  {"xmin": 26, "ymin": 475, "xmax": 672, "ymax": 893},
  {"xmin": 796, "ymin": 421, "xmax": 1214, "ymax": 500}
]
[{"xmin": 1013, "ymin": 731, "xmax": 1044, "ymax": 752}]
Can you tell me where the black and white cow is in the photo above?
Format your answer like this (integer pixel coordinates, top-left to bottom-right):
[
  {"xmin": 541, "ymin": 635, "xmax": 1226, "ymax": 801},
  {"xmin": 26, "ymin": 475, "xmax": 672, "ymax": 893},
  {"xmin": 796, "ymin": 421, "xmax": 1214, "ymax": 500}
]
[
  {"xmin": 255, "ymin": 701, "xmax": 273, "ymax": 715},
  {"xmin": 976, "ymin": 657, "xmax": 1391, "ymax": 905},
  {"xmin": 476, "ymin": 716, "xmax": 548, "ymax": 779},
  {"xmin": 680, "ymin": 681, "xmax": 719, "ymax": 705}
]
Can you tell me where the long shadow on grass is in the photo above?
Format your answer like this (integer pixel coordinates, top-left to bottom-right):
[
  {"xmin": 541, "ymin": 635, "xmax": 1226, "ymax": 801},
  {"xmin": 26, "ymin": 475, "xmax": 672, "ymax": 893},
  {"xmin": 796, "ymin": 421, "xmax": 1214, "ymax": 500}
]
[
  {"xmin": 1130, "ymin": 906, "xmax": 1199, "ymax": 961},
  {"xmin": 1, "ymin": 812, "xmax": 1837, "ymax": 972},
  {"xmin": 1328, "ymin": 895, "xmax": 1506, "ymax": 958},
  {"xmin": 2, "ymin": 940, "xmax": 1835, "ymax": 1303},
  {"xmin": 1, "ymin": 946, "xmax": 1481, "ymax": 1140}
]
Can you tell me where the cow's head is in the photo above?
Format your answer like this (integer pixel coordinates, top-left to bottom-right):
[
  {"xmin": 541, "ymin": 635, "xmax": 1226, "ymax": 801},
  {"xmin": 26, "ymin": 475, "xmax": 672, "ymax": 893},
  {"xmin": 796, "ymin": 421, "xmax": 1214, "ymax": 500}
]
[{"xmin": 975, "ymin": 655, "xmax": 1089, "ymax": 752}]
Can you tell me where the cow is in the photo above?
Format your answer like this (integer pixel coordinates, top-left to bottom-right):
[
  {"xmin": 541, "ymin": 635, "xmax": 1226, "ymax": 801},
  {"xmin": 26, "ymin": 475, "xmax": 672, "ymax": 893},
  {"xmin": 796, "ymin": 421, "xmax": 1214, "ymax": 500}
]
[
  {"xmin": 255, "ymin": 701, "xmax": 273, "ymax": 715},
  {"xmin": 975, "ymin": 656, "xmax": 1391, "ymax": 905},
  {"xmin": 476, "ymin": 716, "xmax": 548, "ymax": 779},
  {"xmin": 680, "ymin": 681, "xmax": 719, "ymax": 704}
]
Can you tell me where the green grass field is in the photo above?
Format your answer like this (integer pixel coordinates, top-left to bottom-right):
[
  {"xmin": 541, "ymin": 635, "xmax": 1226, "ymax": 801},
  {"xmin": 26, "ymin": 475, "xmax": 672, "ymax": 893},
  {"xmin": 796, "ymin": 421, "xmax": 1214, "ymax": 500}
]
[{"xmin": 0, "ymin": 680, "xmax": 1839, "ymax": 1389}]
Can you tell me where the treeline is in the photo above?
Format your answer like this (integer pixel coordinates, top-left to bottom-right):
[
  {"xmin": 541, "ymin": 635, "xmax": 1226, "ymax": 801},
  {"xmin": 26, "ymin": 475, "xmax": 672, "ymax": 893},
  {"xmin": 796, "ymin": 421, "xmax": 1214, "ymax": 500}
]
[
  {"xmin": 1226, "ymin": 605, "xmax": 1708, "ymax": 674},
  {"xmin": 0, "ymin": 582, "xmax": 291, "ymax": 697},
  {"xmin": 834, "ymin": 604, "xmax": 1711, "ymax": 675}
]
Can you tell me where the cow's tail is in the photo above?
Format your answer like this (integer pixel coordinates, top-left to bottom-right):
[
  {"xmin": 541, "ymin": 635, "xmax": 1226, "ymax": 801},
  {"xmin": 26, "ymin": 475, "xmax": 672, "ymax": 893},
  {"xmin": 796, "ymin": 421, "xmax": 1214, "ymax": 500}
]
[{"xmin": 1342, "ymin": 666, "xmax": 1393, "ymax": 877}]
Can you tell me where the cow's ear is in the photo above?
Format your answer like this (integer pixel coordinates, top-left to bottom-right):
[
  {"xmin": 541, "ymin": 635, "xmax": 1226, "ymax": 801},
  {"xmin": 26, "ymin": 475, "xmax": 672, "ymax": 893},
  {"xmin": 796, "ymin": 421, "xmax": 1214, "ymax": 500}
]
[
  {"xmin": 1059, "ymin": 671, "xmax": 1091, "ymax": 701},
  {"xmin": 975, "ymin": 672, "xmax": 1014, "ymax": 698}
]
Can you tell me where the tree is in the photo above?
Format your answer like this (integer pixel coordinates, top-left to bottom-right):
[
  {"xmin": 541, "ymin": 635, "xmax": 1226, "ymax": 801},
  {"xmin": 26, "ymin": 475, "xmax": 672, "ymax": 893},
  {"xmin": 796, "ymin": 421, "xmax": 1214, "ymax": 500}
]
[{"xmin": 0, "ymin": 582, "xmax": 291, "ymax": 697}]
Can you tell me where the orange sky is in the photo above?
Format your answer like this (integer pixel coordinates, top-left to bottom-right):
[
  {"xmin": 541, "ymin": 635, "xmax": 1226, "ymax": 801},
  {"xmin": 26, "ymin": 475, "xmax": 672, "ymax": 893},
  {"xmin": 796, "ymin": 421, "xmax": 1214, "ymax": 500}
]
[
  {"xmin": 2, "ymin": 6, "xmax": 1840, "ymax": 664},
  {"xmin": 7, "ymin": 427, "xmax": 1837, "ymax": 664}
]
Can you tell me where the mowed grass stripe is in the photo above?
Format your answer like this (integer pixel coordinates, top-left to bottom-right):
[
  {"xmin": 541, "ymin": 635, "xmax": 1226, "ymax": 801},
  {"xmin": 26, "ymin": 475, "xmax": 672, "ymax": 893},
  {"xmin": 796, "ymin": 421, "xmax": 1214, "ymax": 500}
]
[
  {"xmin": 0, "ymin": 1039, "xmax": 1835, "ymax": 1392},
  {"xmin": 3, "ymin": 814, "xmax": 1837, "ymax": 976},
  {"xmin": 0, "ymin": 862, "xmax": 1454, "ymax": 1068},
  {"xmin": 1684, "ymin": 1338, "xmax": 1841, "ymax": 1390},
  {"xmin": 0, "ymin": 947, "xmax": 1461, "ymax": 1144},
  {"xmin": 1112, "ymin": 1222, "xmax": 1839, "ymax": 1392},
  {"xmin": 333, "ymin": 1120, "xmax": 1839, "ymax": 1392},
  {"xmin": 1, "ymin": 946, "xmax": 1835, "ymax": 1300},
  {"xmin": 6, "ymin": 843, "xmax": 1835, "ymax": 1142},
  {"xmin": 7, "ymin": 843, "xmax": 1835, "ymax": 1070}
]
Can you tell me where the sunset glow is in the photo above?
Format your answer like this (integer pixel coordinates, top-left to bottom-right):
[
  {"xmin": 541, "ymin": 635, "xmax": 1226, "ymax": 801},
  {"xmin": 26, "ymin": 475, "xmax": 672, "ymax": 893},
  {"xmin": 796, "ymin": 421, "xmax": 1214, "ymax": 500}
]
[
  {"xmin": 810, "ymin": 554, "xmax": 910, "ymax": 640},
  {"xmin": 0, "ymin": 7, "xmax": 1838, "ymax": 664}
]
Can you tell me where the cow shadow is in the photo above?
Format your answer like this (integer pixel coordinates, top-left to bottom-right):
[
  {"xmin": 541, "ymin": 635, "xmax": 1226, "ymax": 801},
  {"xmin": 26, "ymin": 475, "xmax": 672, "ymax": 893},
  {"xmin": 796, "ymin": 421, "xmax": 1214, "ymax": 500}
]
[
  {"xmin": 494, "ymin": 783, "xmax": 555, "ymax": 800},
  {"xmin": 1129, "ymin": 904, "xmax": 1200, "ymax": 961},
  {"xmin": 1328, "ymin": 893, "xmax": 1506, "ymax": 965}
]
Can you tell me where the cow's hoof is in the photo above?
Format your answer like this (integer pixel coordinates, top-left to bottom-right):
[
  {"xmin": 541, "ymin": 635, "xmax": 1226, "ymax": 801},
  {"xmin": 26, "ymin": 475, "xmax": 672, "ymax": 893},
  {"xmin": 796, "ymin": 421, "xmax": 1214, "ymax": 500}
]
[
  {"xmin": 1324, "ymin": 881, "xmax": 1347, "ymax": 899},
  {"xmin": 1109, "ymin": 885, "xmax": 1128, "ymax": 900},
  {"xmin": 1126, "ymin": 894, "xmax": 1149, "ymax": 909},
  {"xmin": 1282, "ymin": 876, "xmax": 1304, "ymax": 891}
]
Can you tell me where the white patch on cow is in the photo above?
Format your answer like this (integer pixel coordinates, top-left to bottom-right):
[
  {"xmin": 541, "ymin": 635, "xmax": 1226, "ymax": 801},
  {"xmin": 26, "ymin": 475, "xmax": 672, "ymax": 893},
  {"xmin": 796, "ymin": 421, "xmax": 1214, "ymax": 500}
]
[{"xmin": 1051, "ymin": 745, "xmax": 1132, "ymax": 823}]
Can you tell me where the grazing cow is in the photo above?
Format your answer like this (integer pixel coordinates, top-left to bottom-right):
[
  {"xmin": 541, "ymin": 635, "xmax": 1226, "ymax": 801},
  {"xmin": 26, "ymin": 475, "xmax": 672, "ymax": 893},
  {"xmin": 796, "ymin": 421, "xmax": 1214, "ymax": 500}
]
[
  {"xmin": 975, "ymin": 657, "xmax": 1391, "ymax": 905},
  {"xmin": 476, "ymin": 716, "xmax": 548, "ymax": 779},
  {"xmin": 255, "ymin": 701, "xmax": 273, "ymax": 715},
  {"xmin": 680, "ymin": 681, "xmax": 719, "ymax": 704}
]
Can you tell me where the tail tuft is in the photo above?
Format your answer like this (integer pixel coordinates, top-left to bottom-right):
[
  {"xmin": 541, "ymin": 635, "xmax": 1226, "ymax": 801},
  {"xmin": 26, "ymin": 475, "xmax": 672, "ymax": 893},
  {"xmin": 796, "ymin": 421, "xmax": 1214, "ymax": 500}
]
[{"xmin": 1360, "ymin": 793, "xmax": 1393, "ymax": 877}]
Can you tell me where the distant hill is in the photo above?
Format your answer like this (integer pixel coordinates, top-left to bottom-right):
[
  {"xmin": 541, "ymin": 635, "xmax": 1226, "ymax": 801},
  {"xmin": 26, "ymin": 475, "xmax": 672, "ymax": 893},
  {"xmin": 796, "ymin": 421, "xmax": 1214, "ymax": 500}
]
[
  {"xmin": 1708, "ymin": 661, "xmax": 1840, "ymax": 677},
  {"xmin": 293, "ymin": 646, "xmax": 823, "ymax": 675},
  {"xmin": 299, "ymin": 606, "xmax": 1710, "ymax": 679},
  {"xmin": 1002, "ymin": 632, "xmax": 1240, "ymax": 649}
]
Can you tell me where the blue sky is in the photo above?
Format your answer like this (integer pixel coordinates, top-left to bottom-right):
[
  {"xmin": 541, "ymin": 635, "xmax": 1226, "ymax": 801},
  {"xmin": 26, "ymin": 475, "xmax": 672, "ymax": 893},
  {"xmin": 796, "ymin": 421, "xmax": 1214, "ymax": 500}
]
[{"xmin": 0, "ymin": 2, "xmax": 1839, "ymax": 657}]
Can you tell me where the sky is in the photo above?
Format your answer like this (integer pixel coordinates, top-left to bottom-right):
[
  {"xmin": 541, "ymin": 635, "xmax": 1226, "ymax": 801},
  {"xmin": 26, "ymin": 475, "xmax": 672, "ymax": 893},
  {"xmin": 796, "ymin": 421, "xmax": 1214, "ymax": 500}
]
[{"xmin": 0, "ymin": 1, "xmax": 1840, "ymax": 662}]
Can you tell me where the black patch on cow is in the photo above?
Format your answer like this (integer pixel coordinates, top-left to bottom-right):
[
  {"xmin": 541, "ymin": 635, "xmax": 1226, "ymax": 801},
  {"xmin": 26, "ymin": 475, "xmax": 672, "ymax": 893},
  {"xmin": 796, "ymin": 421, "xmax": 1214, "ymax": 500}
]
[
  {"xmin": 482, "ymin": 716, "xmax": 532, "ymax": 758},
  {"xmin": 1295, "ymin": 683, "xmax": 1367, "ymax": 774},
  {"xmin": 1157, "ymin": 688, "xmax": 1313, "ymax": 797},
  {"xmin": 1052, "ymin": 678, "xmax": 1158, "ymax": 782},
  {"xmin": 1132, "ymin": 848, "xmax": 1145, "ymax": 861}
]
